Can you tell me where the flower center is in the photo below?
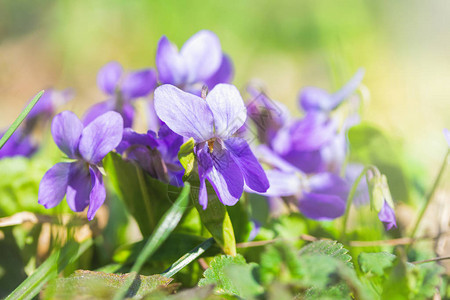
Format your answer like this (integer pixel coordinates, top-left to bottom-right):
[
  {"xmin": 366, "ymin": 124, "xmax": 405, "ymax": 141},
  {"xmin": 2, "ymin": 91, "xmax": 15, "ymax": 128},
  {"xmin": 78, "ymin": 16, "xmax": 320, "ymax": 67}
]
[{"xmin": 207, "ymin": 138, "xmax": 216, "ymax": 152}]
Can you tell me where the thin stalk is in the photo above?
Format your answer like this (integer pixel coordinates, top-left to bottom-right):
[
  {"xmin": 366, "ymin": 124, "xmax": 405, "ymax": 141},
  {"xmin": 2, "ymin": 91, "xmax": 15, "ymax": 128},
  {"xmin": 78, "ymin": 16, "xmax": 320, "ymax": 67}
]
[
  {"xmin": 341, "ymin": 166, "xmax": 371, "ymax": 240},
  {"xmin": 410, "ymin": 149, "xmax": 449, "ymax": 238}
]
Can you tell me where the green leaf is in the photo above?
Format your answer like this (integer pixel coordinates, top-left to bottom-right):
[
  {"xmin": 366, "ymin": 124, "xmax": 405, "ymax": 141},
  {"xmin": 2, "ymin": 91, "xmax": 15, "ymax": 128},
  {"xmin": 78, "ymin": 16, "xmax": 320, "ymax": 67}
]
[
  {"xmin": 178, "ymin": 137, "xmax": 195, "ymax": 177},
  {"xmin": 299, "ymin": 240, "xmax": 353, "ymax": 267},
  {"xmin": 161, "ymin": 238, "xmax": 215, "ymax": 278},
  {"xmin": 0, "ymin": 91, "xmax": 44, "ymax": 150},
  {"xmin": 113, "ymin": 233, "xmax": 221, "ymax": 265},
  {"xmin": 260, "ymin": 242, "xmax": 303, "ymax": 285},
  {"xmin": 6, "ymin": 239, "xmax": 93, "ymax": 300},
  {"xmin": 104, "ymin": 152, "xmax": 182, "ymax": 236},
  {"xmin": 227, "ymin": 198, "xmax": 252, "ymax": 243},
  {"xmin": 42, "ymin": 270, "xmax": 172, "ymax": 299},
  {"xmin": 224, "ymin": 263, "xmax": 265, "ymax": 298},
  {"xmin": 113, "ymin": 182, "xmax": 190, "ymax": 299},
  {"xmin": 358, "ymin": 252, "xmax": 396, "ymax": 276},
  {"xmin": 198, "ymin": 254, "xmax": 247, "ymax": 295}
]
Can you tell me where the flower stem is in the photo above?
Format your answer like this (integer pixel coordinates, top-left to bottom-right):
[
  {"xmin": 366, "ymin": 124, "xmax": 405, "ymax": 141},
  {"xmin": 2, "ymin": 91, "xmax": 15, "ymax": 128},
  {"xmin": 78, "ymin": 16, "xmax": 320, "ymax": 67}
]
[
  {"xmin": 410, "ymin": 149, "xmax": 449, "ymax": 238},
  {"xmin": 341, "ymin": 166, "xmax": 371, "ymax": 241}
]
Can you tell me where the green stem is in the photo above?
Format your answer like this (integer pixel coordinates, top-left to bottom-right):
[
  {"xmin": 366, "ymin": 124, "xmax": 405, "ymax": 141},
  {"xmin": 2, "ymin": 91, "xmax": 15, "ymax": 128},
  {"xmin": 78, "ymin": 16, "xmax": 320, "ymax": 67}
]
[
  {"xmin": 341, "ymin": 165, "xmax": 371, "ymax": 240},
  {"xmin": 410, "ymin": 149, "xmax": 449, "ymax": 238}
]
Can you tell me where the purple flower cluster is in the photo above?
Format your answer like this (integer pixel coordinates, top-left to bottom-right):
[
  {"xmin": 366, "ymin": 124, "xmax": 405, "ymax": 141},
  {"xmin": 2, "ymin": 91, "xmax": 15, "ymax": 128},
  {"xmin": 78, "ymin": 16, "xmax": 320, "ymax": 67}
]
[{"xmin": 30, "ymin": 29, "xmax": 397, "ymax": 227}]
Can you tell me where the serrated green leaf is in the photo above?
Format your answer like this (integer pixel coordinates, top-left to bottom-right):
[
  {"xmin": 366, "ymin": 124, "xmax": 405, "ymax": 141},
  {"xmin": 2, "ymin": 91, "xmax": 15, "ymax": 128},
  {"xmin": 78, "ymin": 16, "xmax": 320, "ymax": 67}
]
[
  {"xmin": 42, "ymin": 270, "xmax": 172, "ymax": 299},
  {"xmin": 299, "ymin": 240, "xmax": 353, "ymax": 267},
  {"xmin": 358, "ymin": 252, "xmax": 396, "ymax": 276},
  {"xmin": 198, "ymin": 254, "xmax": 247, "ymax": 295},
  {"xmin": 224, "ymin": 263, "xmax": 264, "ymax": 299}
]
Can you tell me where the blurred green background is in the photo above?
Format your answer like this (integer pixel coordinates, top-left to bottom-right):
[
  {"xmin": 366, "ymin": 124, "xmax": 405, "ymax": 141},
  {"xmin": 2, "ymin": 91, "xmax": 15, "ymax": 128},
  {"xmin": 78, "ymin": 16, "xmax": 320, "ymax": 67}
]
[{"xmin": 1, "ymin": 0, "xmax": 450, "ymax": 171}]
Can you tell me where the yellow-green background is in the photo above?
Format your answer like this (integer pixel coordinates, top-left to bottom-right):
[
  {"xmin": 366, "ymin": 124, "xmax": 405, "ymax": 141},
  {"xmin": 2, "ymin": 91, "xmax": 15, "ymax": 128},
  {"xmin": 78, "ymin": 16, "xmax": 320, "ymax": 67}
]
[{"xmin": 1, "ymin": 0, "xmax": 450, "ymax": 171}]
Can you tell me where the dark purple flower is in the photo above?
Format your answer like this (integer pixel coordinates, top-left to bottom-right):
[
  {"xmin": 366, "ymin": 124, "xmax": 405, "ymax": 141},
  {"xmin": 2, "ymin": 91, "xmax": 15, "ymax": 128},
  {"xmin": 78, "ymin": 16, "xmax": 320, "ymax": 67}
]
[
  {"xmin": 378, "ymin": 200, "xmax": 397, "ymax": 230},
  {"xmin": 38, "ymin": 111, "xmax": 123, "ymax": 220},
  {"xmin": 156, "ymin": 30, "xmax": 233, "ymax": 93},
  {"xmin": 154, "ymin": 83, "xmax": 269, "ymax": 208},
  {"xmin": 117, "ymin": 124, "xmax": 184, "ymax": 186},
  {"xmin": 299, "ymin": 69, "xmax": 364, "ymax": 113},
  {"xmin": 84, "ymin": 62, "xmax": 157, "ymax": 127},
  {"xmin": 0, "ymin": 128, "xmax": 37, "ymax": 159}
]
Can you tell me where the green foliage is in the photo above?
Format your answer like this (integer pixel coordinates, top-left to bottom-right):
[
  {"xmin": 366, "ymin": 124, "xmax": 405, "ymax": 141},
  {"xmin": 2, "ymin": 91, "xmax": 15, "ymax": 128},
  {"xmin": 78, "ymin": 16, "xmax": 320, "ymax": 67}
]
[
  {"xmin": 299, "ymin": 240, "xmax": 353, "ymax": 267},
  {"xmin": 198, "ymin": 254, "xmax": 249, "ymax": 295},
  {"xmin": 358, "ymin": 252, "xmax": 396, "ymax": 276},
  {"xmin": 104, "ymin": 152, "xmax": 182, "ymax": 236},
  {"xmin": 6, "ymin": 239, "xmax": 93, "ymax": 300},
  {"xmin": 42, "ymin": 270, "xmax": 172, "ymax": 299},
  {"xmin": 178, "ymin": 137, "xmax": 196, "ymax": 178}
]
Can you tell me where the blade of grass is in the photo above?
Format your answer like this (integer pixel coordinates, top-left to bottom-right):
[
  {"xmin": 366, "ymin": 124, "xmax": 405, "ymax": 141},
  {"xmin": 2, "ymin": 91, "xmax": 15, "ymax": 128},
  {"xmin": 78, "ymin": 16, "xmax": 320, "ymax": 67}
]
[
  {"xmin": 161, "ymin": 237, "xmax": 215, "ymax": 278},
  {"xmin": 6, "ymin": 238, "xmax": 92, "ymax": 300},
  {"xmin": 113, "ymin": 182, "xmax": 191, "ymax": 300},
  {"xmin": 0, "ymin": 90, "xmax": 45, "ymax": 150}
]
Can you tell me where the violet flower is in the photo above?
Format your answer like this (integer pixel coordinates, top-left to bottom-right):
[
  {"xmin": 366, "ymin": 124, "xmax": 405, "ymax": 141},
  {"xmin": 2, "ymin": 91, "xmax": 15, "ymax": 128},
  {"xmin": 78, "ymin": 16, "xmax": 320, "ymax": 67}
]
[
  {"xmin": 378, "ymin": 200, "xmax": 397, "ymax": 230},
  {"xmin": 154, "ymin": 83, "xmax": 269, "ymax": 208},
  {"xmin": 38, "ymin": 111, "xmax": 123, "ymax": 220},
  {"xmin": 117, "ymin": 124, "xmax": 184, "ymax": 186},
  {"xmin": 84, "ymin": 61, "xmax": 157, "ymax": 127},
  {"xmin": 156, "ymin": 30, "xmax": 233, "ymax": 93}
]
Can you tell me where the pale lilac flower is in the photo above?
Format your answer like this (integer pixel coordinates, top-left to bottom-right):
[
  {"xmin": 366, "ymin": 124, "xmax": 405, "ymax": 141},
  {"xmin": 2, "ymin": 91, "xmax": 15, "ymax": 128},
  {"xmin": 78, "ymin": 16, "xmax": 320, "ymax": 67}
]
[
  {"xmin": 156, "ymin": 30, "xmax": 233, "ymax": 93},
  {"xmin": 378, "ymin": 200, "xmax": 397, "ymax": 230},
  {"xmin": 38, "ymin": 111, "xmax": 123, "ymax": 220},
  {"xmin": 84, "ymin": 62, "xmax": 157, "ymax": 127},
  {"xmin": 154, "ymin": 83, "xmax": 269, "ymax": 208}
]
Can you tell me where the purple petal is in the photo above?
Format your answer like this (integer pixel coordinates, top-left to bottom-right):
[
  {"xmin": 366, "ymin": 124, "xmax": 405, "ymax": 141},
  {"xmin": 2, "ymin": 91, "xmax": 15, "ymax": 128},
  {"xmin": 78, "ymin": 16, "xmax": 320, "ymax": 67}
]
[
  {"xmin": 51, "ymin": 111, "xmax": 83, "ymax": 159},
  {"xmin": 87, "ymin": 167, "xmax": 106, "ymax": 220},
  {"xmin": 156, "ymin": 36, "xmax": 187, "ymax": 85},
  {"xmin": 0, "ymin": 129, "xmax": 37, "ymax": 158},
  {"xmin": 180, "ymin": 30, "xmax": 222, "ymax": 84},
  {"xmin": 330, "ymin": 68, "xmax": 365, "ymax": 107},
  {"xmin": 154, "ymin": 84, "xmax": 214, "ymax": 142},
  {"xmin": 38, "ymin": 162, "xmax": 71, "ymax": 209},
  {"xmin": 97, "ymin": 61, "xmax": 123, "ymax": 95},
  {"xmin": 121, "ymin": 69, "xmax": 157, "ymax": 99},
  {"xmin": 116, "ymin": 128, "xmax": 158, "ymax": 153},
  {"xmin": 247, "ymin": 169, "xmax": 300, "ymax": 197},
  {"xmin": 298, "ymin": 192, "xmax": 346, "ymax": 221},
  {"xmin": 206, "ymin": 84, "xmax": 247, "ymax": 138},
  {"xmin": 79, "ymin": 111, "xmax": 124, "ymax": 164},
  {"xmin": 299, "ymin": 87, "xmax": 332, "ymax": 112},
  {"xmin": 308, "ymin": 172, "xmax": 349, "ymax": 201},
  {"xmin": 197, "ymin": 147, "xmax": 213, "ymax": 209},
  {"xmin": 288, "ymin": 112, "xmax": 337, "ymax": 152},
  {"xmin": 378, "ymin": 200, "xmax": 397, "ymax": 231},
  {"xmin": 122, "ymin": 103, "xmax": 135, "ymax": 128},
  {"xmin": 281, "ymin": 149, "xmax": 326, "ymax": 174},
  {"xmin": 444, "ymin": 128, "xmax": 450, "ymax": 147},
  {"xmin": 83, "ymin": 100, "xmax": 115, "ymax": 126},
  {"xmin": 205, "ymin": 145, "xmax": 243, "ymax": 206},
  {"xmin": 225, "ymin": 137, "xmax": 269, "ymax": 193},
  {"xmin": 204, "ymin": 54, "xmax": 234, "ymax": 89},
  {"xmin": 255, "ymin": 145, "xmax": 301, "ymax": 173},
  {"xmin": 66, "ymin": 162, "xmax": 92, "ymax": 212}
]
